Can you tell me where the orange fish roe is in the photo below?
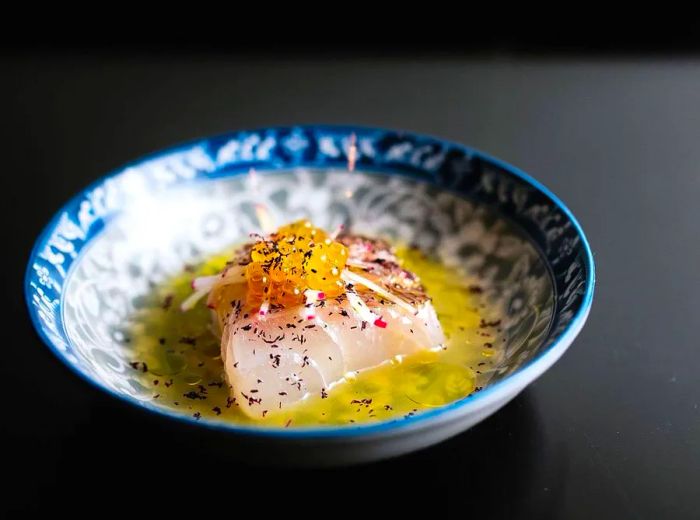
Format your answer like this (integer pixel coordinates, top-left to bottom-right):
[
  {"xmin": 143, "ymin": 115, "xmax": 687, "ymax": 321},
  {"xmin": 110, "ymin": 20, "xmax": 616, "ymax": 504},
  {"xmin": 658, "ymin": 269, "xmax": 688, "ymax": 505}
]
[{"xmin": 246, "ymin": 220, "xmax": 348, "ymax": 308}]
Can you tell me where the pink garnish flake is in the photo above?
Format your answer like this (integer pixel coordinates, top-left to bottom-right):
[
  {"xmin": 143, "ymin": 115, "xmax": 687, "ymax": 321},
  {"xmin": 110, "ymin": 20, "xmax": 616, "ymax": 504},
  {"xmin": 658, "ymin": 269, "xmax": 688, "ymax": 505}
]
[
  {"xmin": 374, "ymin": 318, "xmax": 388, "ymax": 328},
  {"xmin": 330, "ymin": 223, "xmax": 345, "ymax": 240},
  {"xmin": 317, "ymin": 292, "xmax": 326, "ymax": 300},
  {"xmin": 301, "ymin": 302, "xmax": 317, "ymax": 321}
]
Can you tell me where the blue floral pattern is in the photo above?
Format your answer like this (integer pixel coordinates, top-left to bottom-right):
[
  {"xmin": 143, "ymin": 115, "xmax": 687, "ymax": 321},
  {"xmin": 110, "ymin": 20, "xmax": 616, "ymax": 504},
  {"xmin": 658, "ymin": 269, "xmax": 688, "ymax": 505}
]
[{"xmin": 25, "ymin": 126, "xmax": 594, "ymax": 421}]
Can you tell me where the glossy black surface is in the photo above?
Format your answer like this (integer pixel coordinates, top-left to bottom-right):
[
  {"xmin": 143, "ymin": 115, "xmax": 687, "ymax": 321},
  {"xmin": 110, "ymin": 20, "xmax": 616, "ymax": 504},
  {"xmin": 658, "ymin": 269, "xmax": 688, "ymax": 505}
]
[{"xmin": 2, "ymin": 55, "xmax": 699, "ymax": 518}]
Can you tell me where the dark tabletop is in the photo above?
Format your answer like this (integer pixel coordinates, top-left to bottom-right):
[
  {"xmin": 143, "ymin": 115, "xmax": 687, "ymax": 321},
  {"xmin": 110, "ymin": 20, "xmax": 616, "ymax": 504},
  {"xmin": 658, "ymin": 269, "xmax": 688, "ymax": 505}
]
[{"xmin": 2, "ymin": 54, "xmax": 699, "ymax": 518}]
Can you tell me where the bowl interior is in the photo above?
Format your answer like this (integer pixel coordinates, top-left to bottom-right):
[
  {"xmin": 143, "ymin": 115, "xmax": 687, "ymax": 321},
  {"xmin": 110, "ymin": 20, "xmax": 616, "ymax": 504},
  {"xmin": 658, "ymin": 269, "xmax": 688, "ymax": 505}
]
[{"xmin": 27, "ymin": 127, "xmax": 592, "ymax": 431}]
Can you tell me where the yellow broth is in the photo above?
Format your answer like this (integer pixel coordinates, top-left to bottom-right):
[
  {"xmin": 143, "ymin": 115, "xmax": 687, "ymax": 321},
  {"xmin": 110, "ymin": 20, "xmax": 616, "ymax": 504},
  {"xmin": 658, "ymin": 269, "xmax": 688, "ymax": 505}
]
[{"xmin": 126, "ymin": 246, "xmax": 505, "ymax": 426}]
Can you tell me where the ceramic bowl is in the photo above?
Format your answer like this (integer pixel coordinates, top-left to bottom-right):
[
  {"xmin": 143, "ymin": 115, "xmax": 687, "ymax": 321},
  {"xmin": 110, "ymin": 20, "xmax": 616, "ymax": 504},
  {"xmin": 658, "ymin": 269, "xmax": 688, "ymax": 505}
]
[{"xmin": 25, "ymin": 125, "xmax": 594, "ymax": 465}]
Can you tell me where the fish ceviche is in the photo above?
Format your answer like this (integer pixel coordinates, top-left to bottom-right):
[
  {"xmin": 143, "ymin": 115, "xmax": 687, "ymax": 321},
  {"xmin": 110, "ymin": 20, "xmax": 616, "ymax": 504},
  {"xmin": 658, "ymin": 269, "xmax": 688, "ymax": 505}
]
[
  {"xmin": 127, "ymin": 218, "xmax": 505, "ymax": 426},
  {"xmin": 181, "ymin": 220, "xmax": 446, "ymax": 419}
]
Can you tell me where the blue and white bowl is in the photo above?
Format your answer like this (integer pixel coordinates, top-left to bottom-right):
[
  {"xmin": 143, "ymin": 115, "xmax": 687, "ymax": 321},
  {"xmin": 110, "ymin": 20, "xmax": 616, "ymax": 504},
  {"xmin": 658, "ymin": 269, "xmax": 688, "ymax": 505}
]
[{"xmin": 25, "ymin": 126, "xmax": 594, "ymax": 465}]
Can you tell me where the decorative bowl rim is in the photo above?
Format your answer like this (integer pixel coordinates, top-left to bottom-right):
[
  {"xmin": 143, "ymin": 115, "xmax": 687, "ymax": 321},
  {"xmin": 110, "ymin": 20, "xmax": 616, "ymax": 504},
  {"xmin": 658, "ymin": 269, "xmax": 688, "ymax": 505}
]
[{"xmin": 24, "ymin": 124, "xmax": 595, "ymax": 439}]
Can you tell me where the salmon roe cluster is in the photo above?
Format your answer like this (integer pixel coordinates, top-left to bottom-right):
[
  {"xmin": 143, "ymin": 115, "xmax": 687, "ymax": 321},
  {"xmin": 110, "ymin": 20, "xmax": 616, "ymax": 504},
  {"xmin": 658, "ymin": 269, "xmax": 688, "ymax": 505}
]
[{"xmin": 245, "ymin": 220, "xmax": 348, "ymax": 307}]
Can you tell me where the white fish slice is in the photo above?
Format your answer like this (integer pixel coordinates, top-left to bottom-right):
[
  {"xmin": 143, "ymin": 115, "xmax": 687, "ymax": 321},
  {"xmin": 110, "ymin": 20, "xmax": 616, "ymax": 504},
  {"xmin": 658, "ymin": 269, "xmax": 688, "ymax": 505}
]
[{"xmin": 220, "ymin": 297, "xmax": 444, "ymax": 418}]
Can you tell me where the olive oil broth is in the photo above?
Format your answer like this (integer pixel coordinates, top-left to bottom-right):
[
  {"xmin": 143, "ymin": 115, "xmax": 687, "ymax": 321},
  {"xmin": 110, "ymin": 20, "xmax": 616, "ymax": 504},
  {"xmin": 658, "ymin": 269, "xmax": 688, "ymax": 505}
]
[{"xmin": 126, "ymin": 245, "xmax": 506, "ymax": 426}]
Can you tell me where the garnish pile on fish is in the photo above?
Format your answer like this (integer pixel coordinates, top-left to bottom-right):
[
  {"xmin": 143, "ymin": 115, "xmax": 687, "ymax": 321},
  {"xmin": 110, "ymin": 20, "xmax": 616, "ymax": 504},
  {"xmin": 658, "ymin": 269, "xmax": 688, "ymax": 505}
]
[{"xmin": 183, "ymin": 221, "xmax": 445, "ymax": 418}]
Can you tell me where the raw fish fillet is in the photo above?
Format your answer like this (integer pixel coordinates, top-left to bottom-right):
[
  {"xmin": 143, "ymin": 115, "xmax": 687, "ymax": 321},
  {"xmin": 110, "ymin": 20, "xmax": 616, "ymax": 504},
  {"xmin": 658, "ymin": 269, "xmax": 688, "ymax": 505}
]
[
  {"xmin": 185, "ymin": 225, "xmax": 445, "ymax": 419},
  {"xmin": 220, "ymin": 292, "xmax": 444, "ymax": 417}
]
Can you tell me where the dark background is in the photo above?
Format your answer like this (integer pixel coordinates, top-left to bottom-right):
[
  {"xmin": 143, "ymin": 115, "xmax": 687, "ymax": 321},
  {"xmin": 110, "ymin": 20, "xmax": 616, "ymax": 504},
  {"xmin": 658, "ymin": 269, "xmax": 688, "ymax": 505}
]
[{"xmin": 2, "ymin": 43, "xmax": 699, "ymax": 517}]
